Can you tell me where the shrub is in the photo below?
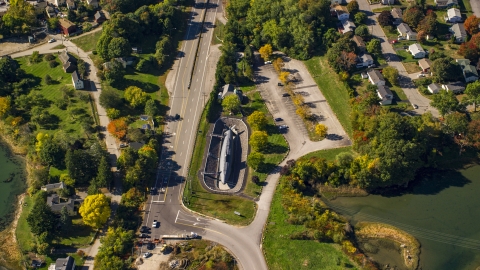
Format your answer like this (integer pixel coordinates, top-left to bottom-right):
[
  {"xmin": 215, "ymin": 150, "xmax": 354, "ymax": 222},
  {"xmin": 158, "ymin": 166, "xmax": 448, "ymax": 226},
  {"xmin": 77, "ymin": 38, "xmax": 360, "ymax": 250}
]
[
  {"xmin": 48, "ymin": 60, "xmax": 58, "ymax": 68},
  {"xmin": 55, "ymin": 98, "xmax": 68, "ymax": 110},
  {"xmin": 44, "ymin": 74, "xmax": 53, "ymax": 85},
  {"xmin": 251, "ymin": 175, "xmax": 260, "ymax": 184},
  {"xmin": 44, "ymin": 54, "xmax": 55, "ymax": 61}
]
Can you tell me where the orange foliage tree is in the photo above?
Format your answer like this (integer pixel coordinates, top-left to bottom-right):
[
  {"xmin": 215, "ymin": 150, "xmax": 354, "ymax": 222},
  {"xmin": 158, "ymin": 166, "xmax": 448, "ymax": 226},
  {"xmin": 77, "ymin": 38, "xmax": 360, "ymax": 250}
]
[
  {"xmin": 107, "ymin": 118, "xmax": 128, "ymax": 139},
  {"xmin": 464, "ymin": 15, "xmax": 480, "ymax": 35}
]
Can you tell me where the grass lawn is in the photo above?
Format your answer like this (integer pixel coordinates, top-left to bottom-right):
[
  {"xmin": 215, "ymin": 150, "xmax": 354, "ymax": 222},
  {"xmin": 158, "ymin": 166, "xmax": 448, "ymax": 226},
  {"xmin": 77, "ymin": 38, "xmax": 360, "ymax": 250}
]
[
  {"xmin": 390, "ymin": 85, "xmax": 409, "ymax": 102},
  {"xmin": 185, "ymin": 101, "xmax": 256, "ymax": 225},
  {"xmin": 16, "ymin": 196, "xmax": 34, "ymax": 252},
  {"xmin": 71, "ymin": 30, "xmax": 102, "ymax": 52},
  {"xmin": 212, "ymin": 19, "xmax": 225, "ymax": 45},
  {"xmin": 54, "ymin": 216, "xmax": 95, "ymax": 248},
  {"xmin": 304, "ymin": 56, "xmax": 353, "ymax": 137},
  {"xmin": 51, "ymin": 44, "xmax": 65, "ymax": 50},
  {"xmin": 403, "ymin": 62, "xmax": 421, "ymax": 74},
  {"xmin": 301, "ymin": 146, "xmax": 353, "ymax": 161},
  {"xmin": 263, "ymin": 184, "xmax": 358, "ymax": 270},
  {"xmin": 37, "ymin": 253, "xmax": 85, "ymax": 270},
  {"xmin": 17, "ymin": 56, "xmax": 92, "ymax": 139},
  {"xmin": 49, "ymin": 167, "xmax": 68, "ymax": 177}
]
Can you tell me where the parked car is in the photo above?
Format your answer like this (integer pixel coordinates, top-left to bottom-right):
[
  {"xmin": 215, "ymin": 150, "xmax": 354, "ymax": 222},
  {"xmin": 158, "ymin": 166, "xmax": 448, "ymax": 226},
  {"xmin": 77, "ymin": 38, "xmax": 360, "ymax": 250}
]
[
  {"xmin": 143, "ymin": 252, "xmax": 152, "ymax": 258},
  {"xmin": 278, "ymin": 82, "xmax": 283, "ymax": 86},
  {"xmin": 139, "ymin": 233, "xmax": 148, "ymax": 238},
  {"xmin": 175, "ymin": 114, "xmax": 180, "ymax": 120},
  {"xmin": 274, "ymin": 118, "xmax": 283, "ymax": 122},
  {"xmin": 264, "ymin": 61, "xmax": 272, "ymax": 64},
  {"xmin": 152, "ymin": 220, "xmax": 159, "ymax": 228},
  {"xmin": 48, "ymin": 38, "xmax": 56, "ymax": 43},
  {"xmin": 413, "ymin": 104, "xmax": 418, "ymax": 109},
  {"xmin": 140, "ymin": 226, "xmax": 149, "ymax": 233},
  {"xmin": 278, "ymin": 125, "xmax": 289, "ymax": 130},
  {"xmin": 391, "ymin": 40, "xmax": 398, "ymax": 44},
  {"xmin": 417, "ymin": 73, "xmax": 425, "ymax": 78},
  {"xmin": 119, "ymin": 143, "xmax": 127, "ymax": 148},
  {"xmin": 282, "ymin": 93, "xmax": 290, "ymax": 97}
]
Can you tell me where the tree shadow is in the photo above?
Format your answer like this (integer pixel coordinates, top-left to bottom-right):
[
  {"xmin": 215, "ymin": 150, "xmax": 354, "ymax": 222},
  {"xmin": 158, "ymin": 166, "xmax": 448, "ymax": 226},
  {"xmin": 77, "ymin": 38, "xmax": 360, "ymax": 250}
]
[{"xmin": 263, "ymin": 142, "xmax": 288, "ymax": 154}]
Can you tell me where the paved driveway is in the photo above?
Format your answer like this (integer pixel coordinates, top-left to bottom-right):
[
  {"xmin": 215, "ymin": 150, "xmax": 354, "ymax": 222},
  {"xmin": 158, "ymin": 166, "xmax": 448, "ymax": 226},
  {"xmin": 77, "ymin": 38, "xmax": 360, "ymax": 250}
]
[{"xmin": 471, "ymin": 0, "xmax": 480, "ymax": 16}]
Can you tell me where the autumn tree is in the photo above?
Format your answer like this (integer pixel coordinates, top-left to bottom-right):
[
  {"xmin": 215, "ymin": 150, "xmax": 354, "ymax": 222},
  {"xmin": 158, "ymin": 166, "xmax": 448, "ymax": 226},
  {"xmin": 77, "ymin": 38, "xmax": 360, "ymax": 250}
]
[
  {"xmin": 273, "ymin": 57, "xmax": 284, "ymax": 73},
  {"xmin": 458, "ymin": 41, "xmax": 479, "ymax": 62},
  {"xmin": 249, "ymin": 131, "xmax": 268, "ymax": 152},
  {"xmin": 0, "ymin": 96, "xmax": 11, "ymax": 118},
  {"xmin": 259, "ymin": 44, "xmax": 273, "ymax": 61},
  {"xmin": 247, "ymin": 152, "xmax": 265, "ymax": 171},
  {"xmin": 464, "ymin": 15, "xmax": 480, "ymax": 35},
  {"xmin": 107, "ymin": 118, "xmax": 128, "ymax": 139},
  {"xmin": 124, "ymin": 86, "xmax": 148, "ymax": 108},
  {"xmin": 121, "ymin": 187, "xmax": 144, "ymax": 208},
  {"xmin": 383, "ymin": 66, "xmax": 399, "ymax": 85},
  {"xmin": 222, "ymin": 94, "xmax": 241, "ymax": 113},
  {"xmin": 417, "ymin": 11, "xmax": 437, "ymax": 34},
  {"xmin": 79, "ymin": 194, "xmax": 111, "ymax": 228},
  {"xmin": 279, "ymin": 71, "xmax": 290, "ymax": 84},
  {"xmin": 106, "ymin": 108, "xmax": 121, "ymax": 119},
  {"xmin": 417, "ymin": 30, "xmax": 427, "ymax": 44},
  {"xmin": 315, "ymin": 124, "xmax": 328, "ymax": 137},
  {"xmin": 464, "ymin": 80, "xmax": 480, "ymax": 111},
  {"xmin": 403, "ymin": 6, "xmax": 425, "ymax": 28},
  {"xmin": 337, "ymin": 51, "xmax": 357, "ymax": 71},
  {"xmin": 466, "ymin": 119, "xmax": 480, "ymax": 149},
  {"xmin": 378, "ymin": 10, "xmax": 393, "ymax": 26},
  {"xmin": 430, "ymin": 90, "xmax": 459, "ymax": 117},
  {"xmin": 247, "ymin": 111, "xmax": 268, "ymax": 131}
]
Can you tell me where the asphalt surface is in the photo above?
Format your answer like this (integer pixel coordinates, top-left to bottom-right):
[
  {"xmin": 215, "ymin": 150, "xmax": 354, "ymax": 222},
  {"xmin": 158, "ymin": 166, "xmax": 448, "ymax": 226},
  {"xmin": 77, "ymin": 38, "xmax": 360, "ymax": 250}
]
[
  {"xmin": 357, "ymin": 0, "xmax": 439, "ymax": 117},
  {"xmin": 471, "ymin": 0, "xmax": 480, "ymax": 17}
]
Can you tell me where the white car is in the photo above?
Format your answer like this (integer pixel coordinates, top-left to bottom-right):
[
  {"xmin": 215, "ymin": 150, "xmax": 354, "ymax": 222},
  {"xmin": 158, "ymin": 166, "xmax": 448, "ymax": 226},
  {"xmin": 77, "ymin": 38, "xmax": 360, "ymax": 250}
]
[
  {"xmin": 152, "ymin": 220, "xmax": 159, "ymax": 228},
  {"xmin": 417, "ymin": 73, "xmax": 425, "ymax": 78},
  {"xmin": 48, "ymin": 38, "xmax": 56, "ymax": 43},
  {"xmin": 264, "ymin": 61, "xmax": 272, "ymax": 64},
  {"xmin": 143, "ymin": 252, "xmax": 152, "ymax": 258}
]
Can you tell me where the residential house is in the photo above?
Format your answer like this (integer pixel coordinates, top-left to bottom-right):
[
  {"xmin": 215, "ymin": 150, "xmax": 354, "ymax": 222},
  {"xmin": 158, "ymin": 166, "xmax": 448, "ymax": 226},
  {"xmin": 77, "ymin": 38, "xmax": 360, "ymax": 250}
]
[
  {"xmin": 71, "ymin": 70, "xmax": 84, "ymax": 89},
  {"xmin": 59, "ymin": 18, "xmax": 76, "ymax": 36},
  {"xmin": 27, "ymin": 0, "xmax": 47, "ymax": 15},
  {"xmin": 408, "ymin": 43, "xmax": 426, "ymax": 59},
  {"xmin": 341, "ymin": 19, "xmax": 356, "ymax": 34},
  {"xmin": 55, "ymin": 0, "xmax": 65, "ymax": 7},
  {"xmin": 428, "ymin": 83, "xmax": 442, "ymax": 94},
  {"xmin": 49, "ymin": 256, "xmax": 75, "ymax": 270},
  {"xmin": 41, "ymin": 182, "xmax": 65, "ymax": 192},
  {"xmin": 59, "ymin": 51, "xmax": 77, "ymax": 65},
  {"xmin": 46, "ymin": 6, "xmax": 56, "ymax": 18},
  {"xmin": 132, "ymin": 47, "xmax": 142, "ymax": 54},
  {"xmin": 462, "ymin": 65, "xmax": 478, "ymax": 82},
  {"xmin": 331, "ymin": 0, "xmax": 347, "ymax": 4},
  {"xmin": 397, "ymin": 23, "xmax": 417, "ymax": 40},
  {"xmin": 94, "ymin": 11, "xmax": 106, "ymax": 23},
  {"xmin": 334, "ymin": 5, "xmax": 350, "ymax": 21},
  {"xmin": 381, "ymin": 0, "xmax": 394, "ymax": 5},
  {"xmin": 418, "ymin": 58, "xmax": 433, "ymax": 73},
  {"xmin": 367, "ymin": 69, "xmax": 385, "ymax": 86},
  {"xmin": 63, "ymin": 61, "xmax": 77, "ymax": 73},
  {"xmin": 356, "ymin": 53, "xmax": 374, "ymax": 68},
  {"xmin": 450, "ymin": 23, "xmax": 467, "ymax": 42},
  {"xmin": 46, "ymin": 194, "xmax": 77, "ymax": 215},
  {"xmin": 219, "ymin": 84, "xmax": 234, "ymax": 99},
  {"xmin": 435, "ymin": 0, "xmax": 458, "ymax": 8},
  {"xmin": 66, "ymin": 0, "xmax": 75, "ymax": 9},
  {"xmin": 445, "ymin": 8, "xmax": 462, "ymax": 23},
  {"xmin": 103, "ymin": 57, "xmax": 134, "ymax": 69},
  {"xmin": 377, "ymin": 85, "xmax": 394, "ymax": 105},
  {"xmin": 352, "ymin": 35, "xmax": 366, "ymax": 52},
  {"xmin": 85, "ymin": 0, "xmax": 98, "ymax": 8},
  {"xmin": 442, "ymin": 81, "xmax": 466, "ymax": 93},
  {"xmin": 456, "ymin": 58, "xmax": 470, "ymax": 67},
  {"xmin": 391, "ymin": 8, "xmax": 403, "ymax": 25}
]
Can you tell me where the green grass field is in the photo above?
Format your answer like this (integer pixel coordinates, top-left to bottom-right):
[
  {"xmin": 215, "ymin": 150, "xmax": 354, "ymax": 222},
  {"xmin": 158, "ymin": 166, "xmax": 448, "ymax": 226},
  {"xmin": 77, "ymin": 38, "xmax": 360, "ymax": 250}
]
[
  {"xmin": 71, "ymin": 30, "xmax": 102, "ymax": 52},
  {"xmin": 301, "ymin": 146, "xmax": 353, "ymax": 161},
  {"xmin": 263, "ymin": 185, "xmax": 358, "ymax": 270},
  {"xmin": 212, "ymin": 20, "xmax": 225, "ymax": 45},
  {"xmin": 17, "ymin": 56, "xmax": 93, "ymax": 139},
  {"xmin": 16, "ymin": 196, "xmax": 34, "ymax": 252},
  {"xmin": 304, "ymin": 56, "xmax": 353, "ymax": 137}
]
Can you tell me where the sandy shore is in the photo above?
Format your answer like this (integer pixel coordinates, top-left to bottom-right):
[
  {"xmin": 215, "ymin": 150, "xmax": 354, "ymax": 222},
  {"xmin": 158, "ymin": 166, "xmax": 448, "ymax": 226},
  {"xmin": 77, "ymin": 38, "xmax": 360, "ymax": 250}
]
[{"xmin": 0, "ymin": 193, "xmax": 25, "ymax": 270}]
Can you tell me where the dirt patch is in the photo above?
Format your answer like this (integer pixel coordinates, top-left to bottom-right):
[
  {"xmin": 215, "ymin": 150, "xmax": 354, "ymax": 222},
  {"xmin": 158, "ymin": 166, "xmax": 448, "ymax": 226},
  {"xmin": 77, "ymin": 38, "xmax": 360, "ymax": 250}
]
[
  {"xmin": 0, "ymin": 35, "xmax": 48, "ymax": 56},
  {"xmin": 403, "ymin": 62, "xmax": 422, "ymax": 74}
]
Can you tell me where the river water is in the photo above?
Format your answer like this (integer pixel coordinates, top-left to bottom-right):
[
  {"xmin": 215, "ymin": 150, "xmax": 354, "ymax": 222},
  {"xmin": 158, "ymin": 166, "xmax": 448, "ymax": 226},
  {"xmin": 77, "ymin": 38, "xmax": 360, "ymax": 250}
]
[{"xmin": 328, "ymin": 165, "xmax": 480, "ymax": 270}]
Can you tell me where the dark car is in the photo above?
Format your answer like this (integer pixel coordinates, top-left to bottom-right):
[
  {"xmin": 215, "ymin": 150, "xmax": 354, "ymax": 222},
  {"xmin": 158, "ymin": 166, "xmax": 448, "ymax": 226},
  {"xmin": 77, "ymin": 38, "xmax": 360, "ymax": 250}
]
[
  {"xmin": 274, "ymin": 118, "xmax": 283, "ymax": 122},
  {"xmin": 150, "ymin": 187, "xmax": 156, "ymax": 195},
  {"xmin": 139, "ymin": 233, "xmax": 149, "ymax": 238},
  {"xmin": 175, "ymin": 114, "xmax": 180, "ymax": 120},
  {"xmin": 282, "ymin": 93, "xmax": 290, "ymax": 97},
  {"xmin": 140, "ymin": 226, "xmax": 150, "ymax": 233},
  {"xmin": 278, "ymin": 82, "xmax": 283, "ymax": 86}
]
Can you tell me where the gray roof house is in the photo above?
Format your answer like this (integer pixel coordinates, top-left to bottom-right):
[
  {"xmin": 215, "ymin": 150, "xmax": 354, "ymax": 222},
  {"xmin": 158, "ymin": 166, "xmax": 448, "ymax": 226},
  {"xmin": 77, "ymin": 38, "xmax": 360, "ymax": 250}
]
[
  {"xmin": 59, "ymin": 51, "xmax": 76, "ymax": 65},
  {"xmin": 41, "ymin": 182, "xmax": 65, "ymax": 192},
  {"xmin": 442, "ymin": 81, "xmax": 466, "ymax": 93},
  {"xmin": 367, "ymin": 69, "xmax": 385, "ymax": 86},
  {"xmin": 435, "ymin": 0, "xmax": 458, "ymax": 8},
  {"xmin": 341, "ymin": 19, "xmax": 356, "ymax": 34},
  {"xmin": 50, "ymin": 256, "xmax": 75, "ymax": 270},
  {"xmin": 428, "ymin": 83, "xmax": 442, "ymax": 94},
  {"xmin": 397, "ymin": 23, "xmax": 417, "ymax": 40},
  {"xmin": 391, "ymin": 8, "xmax": 403, "ymax": 25},
  {"xmin": 71, "ymin": 70, "xmax": 84, "ymax": 89},
  {"xmin": 418, "ymin": 58, "xmax": 433, "ymax": 72},
  {"xmin": 408, "ymin": 43, "xmax": 426, "ymax": 59},
  {"xmin": 47, "ymin": 194, "xmax": 77, "ymax": 216},
  {"xmin": 63, "ymin": 61, "xmax": 77, "ymax": 73},
  {"xmin": 352, "ymin": 35, "xmax": 366, "ymax": 52},
  {"xmin": 462, "ymin": 65, "xmax": 478, "ymax": 82},
  {"xmin": 445, "ymin": 8, "xmax": 462, "ymax": 23},
  {"xmin": 377, "ymin": 85, "xmax": 394, "ymax": 105},
  {"xmin": 456, "ymin": 59, "xmax": 471, "ymax": 67},
  {"xmin": 356, "ymin": 53, "xmax": 374, "ymax": 68},
  {"xmin": 450, "ymin": 23, "xmax": 467, "ymax": 43}
]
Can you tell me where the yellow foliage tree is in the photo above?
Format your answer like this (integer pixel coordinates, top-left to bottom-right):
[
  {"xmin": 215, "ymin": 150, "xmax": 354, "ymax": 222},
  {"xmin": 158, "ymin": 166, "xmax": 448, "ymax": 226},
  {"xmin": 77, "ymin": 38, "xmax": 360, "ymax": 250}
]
[
  {"xmin": 315, "ymin": 124, "xmax": 328, "ymax": 137},
  {"xmin": 0, "ymin": 96, "xmax": 11, "ymax": 118},
  {"xmin": 79, "ymin": 194, "xmax": 111, "ymax": 228},
  {"xmin": 247, "ymin": 111, "xmax": 268, "ymax": 131},
  {"xmin": 296, "ymin": 106, "xmax": 310, "ymax": 120},
  {"xmin": 249, "ymin": 131, "xmax": 268, "ymax": 152},
  {"xmin": 272, "ymin": 57, "xmax": 284, "ymax": 73},
  {"xmin": 259, "ymin": 44, "xmax": 273, "ymax": 61},
  {"xmin": 124, "ymin": 86, "xmax": 148, "ymax": 108},
  {"xmin": 279, "ymin": 71, "xmax": 290, "ymax": 84},
  {"xmin": 35, "ymin": 132, "xmax": 49, "ymax": 152},
  {"xmin": 342, "ymin": 240, "xmax": 357, "ymax": 254}
]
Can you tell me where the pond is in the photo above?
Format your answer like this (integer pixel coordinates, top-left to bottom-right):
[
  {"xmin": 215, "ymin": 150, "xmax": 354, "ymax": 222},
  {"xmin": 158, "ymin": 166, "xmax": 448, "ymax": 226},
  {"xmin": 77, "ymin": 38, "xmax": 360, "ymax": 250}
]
[{"xmin": 327, "ymin": 165, "xmax": 480, "ymax": 270}]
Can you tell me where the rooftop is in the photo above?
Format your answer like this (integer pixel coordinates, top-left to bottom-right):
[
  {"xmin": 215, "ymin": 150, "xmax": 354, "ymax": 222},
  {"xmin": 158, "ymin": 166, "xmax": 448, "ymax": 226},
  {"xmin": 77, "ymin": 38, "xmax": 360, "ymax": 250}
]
[
  {"xmin": 418, "ymin": 58, "xmax": 433, "ymax": 69},
  {"xmin": 367, "ymin": 69, "xmax": 384, "ymax": 83},
  {"xmin": 397, "ymin": 23, "xmax": 415, "ymax": 34},
  {"xmin": 391, "ymin": 7, "xmax": 402, "ymax": 19},
  {"xmin": 450, "ymin": 23, "xmax": 467, "ymax": 38},
  {"xmin": 377, "ymin": 85, "xmax": 393, "ymax": 100},
  {"xmin": 409, "ymin": 43, "xmax": 425, "ymax": 54},
  {"xmin": 447, "ymin": 8, "xmax": 461, "ymax": 19}
]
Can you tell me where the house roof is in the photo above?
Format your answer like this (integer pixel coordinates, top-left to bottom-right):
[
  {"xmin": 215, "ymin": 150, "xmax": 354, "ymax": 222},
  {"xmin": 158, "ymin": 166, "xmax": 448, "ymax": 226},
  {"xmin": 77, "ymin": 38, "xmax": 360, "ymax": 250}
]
[
  {"xmin": 428, "ymin": 83, "xmax": 442, "ymax": 92},
  {"xmin": 59, "ymin": 51, "xmax": 76, "ymax": 64},
  {"xmin": 66, "ymin": 0, "xmax": 74, "ymax": 5},
  {"xmin": 435, "ymin": 0, "xmax": 458, "ymax": 5},
  {"xmin": 222, "ymin": 84, "xmax": 234, "ymax": 98},
  {"xmin": 58, "ymin": 18, "xmax": 75, "ymax": 29},
  {"xmin": 463, "ymin": 64, "xmax": 478, "ymax": 78},
  {"xmin": 443, "ymin": 81, "xmax": 466, "ymax": 92},
  {"xmin": 86, "ymin": 0, "xmax": 98, "ymax": 5},
  {"xmin": 41, "ymin": 182, "xmax": 65, "ymax": 191},
  {"xmin": 334, "ymin": 5, "xmax": 349, "ymax": 13},
  {"xmin": 55, "ymin": 256, "xmax": 75, "ymax": 270},
  {"xmin": 391, "ymin": 8, "xmax": 402, "ymax": 19},
  {"xmin": 456, "ymin": 58, "xmax": 470, "ymax": 67},
  {"xmin": 397, "ymin": 23, "xmax": 414, "ymax": 35},
  {"xmin": 331, "ymin": 0, "xmax": 347, "ymax": 4},
  {"xmin": 447, "ymin": 8, "xmax": 461, "ymax": 19},
  {"xmin": 418, "ymin": 58, "xmax": 432, "ymax": 70},
  {"xmin": 342, "ymin": 20, "xmax": 356, "ymax": 31},
  {"xmin": 352, "ymin": 35, "xmax": 365, "ymax": 48},
  {"xmin": 360, "ymin": 53, "xmax": 373, "ymax": 62},
  {"xmin": 71, "ymin": 70, "xmax": 80, "ymax": 81},
  {"xmin": 47, "ymin": 194, "xmax": 76, "ymax": 213},
  {"xmin": 367, "ymin": 69, "xmax": 385, "ymax": 83},
  {"xmin": 450, "ymin": 23, "xmax": 467, "ymax": 38},
  {"xmin": 409, "ymin": 43, "xmax": 425, "ymax": 55},
  {"xmin": 94, "ymin": 11, "xmax": 105, "ymax": 20},
  {"xmin": 377, "ymin": 85, "xmax": 393, "ymax": 100}
]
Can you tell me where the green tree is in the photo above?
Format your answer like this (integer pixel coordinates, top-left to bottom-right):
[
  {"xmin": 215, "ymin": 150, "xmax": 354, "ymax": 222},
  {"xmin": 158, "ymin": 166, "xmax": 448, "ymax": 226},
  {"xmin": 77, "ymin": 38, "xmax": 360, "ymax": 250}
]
[
  {"xmin": 464, "ymin": 81, "xmax": 480, "ymax": 111},
  {"xmin": 323, "ymin": 28, "xmax": 340, "ymax": 47},
  {"xmin": 107, "ymin": 37, "xmax": 131, "ymax": 59},
  {"xmin": 44, "ymin": 74, "xmax": 53, "ymax": 85},
  {"xmin": 222, "ymin": 94, "xmax": 240, "ymax": 113},
  {"xmin": 47, "ymin": 18, "xmax": 59, "ymax": 31},
  {"xmin": 127, "ymin": 128, "xmax": 146, "ymax": 142},
  {"xmin": 378, "ymin": 10, "xmax": 393, "ymax": 26},
  {"xmin": 247, "ymin": 111, "xmax": 268, "ymax": 131},
  {"xmin": 2, "ymin": 0, "xmax": 36, "ymax": 34},
  {"xmin": 383, "ymin": 66, "xmax": 399, "ymax": 85},
  {"xmin": 38, "ymin": 137, "xmax": 65, "ymax": 167},
  {"xmin": 443, "ymin": 112, "xmax": 468, "ymax": 136},
  {"xmin": 95, "ymin": 155, "xmax": 112, "ymax": 188},
  {"xmin": 77, "ymin": 59, "xmax": 87, "ymax": 78},
  {"xmin": 354, "ymin": 12, "xmax": 367, "ymax": 25},
  {"xmin": 104, "ymin": 60, "xmax": 126, "ymax": 85},
  {"xmin": 144, "ymin": 99, "xmax": 158, "ymax": 117},
  {"xmin": 79, "ymin": 194, "xmax": 111, "ymax": 228},
  {"xmin": 432, "ymin": 58, "xmax": 462, "ymax": 83},
  {"xmin": 366, "ymin": 38, "xmax": 382, "ymax": 55},
  {"xmin": 30, "ymin": 51, "xmax": 42, "ymax": 63},
  {"xmin": 106, "ymin": 108, "xmax": 121, "ymax": 119},
  {"xmin": 27, "ymin": 201, "xmax": 56, "ymax": 236},
  {"xmin": 94, "ymin": 227, "xmax": 134, "ymax": 269},
  {"xmin": 100, "ymin": 87, "xmax": 123, "ymax": 109},
  {"xmin": 65, "ymin": 149, "xmax": 98, "ymax": 185},
  {"xmin": 59, "ymin": 205, "xmax": 72, "ymax": 232},
  {"xmin": 249, "ymin": 131, "xmax": 268, "ymax": 152},
  {"xmin": 247, "ymin": 152, "xmax": 265, "ymax": 171},
  {"xmin": 355, "ymin": 25, "xmax": 370, "ymax": 38},
  {"xmin": 124, "ymin": 86, "xmax": 148, "ymax": 108},
  {"xmin": 347, "ymin": 0, "xmax": 359, "ymax": 13},
  {"xmin": 121, "ymin": 187, "xmax": 144, "ymax": 208},
  {"xmin": 430, "ymin": 90, "xmax": 459, "ymax": 117}
]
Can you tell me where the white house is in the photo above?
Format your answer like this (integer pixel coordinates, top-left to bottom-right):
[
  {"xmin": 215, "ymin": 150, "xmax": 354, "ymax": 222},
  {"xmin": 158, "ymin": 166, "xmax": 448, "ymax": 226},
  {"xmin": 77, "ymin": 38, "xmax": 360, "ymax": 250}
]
[
  {"xmin": 408, "ymin": 43, "xmax": 426, "ymax": 59},
  {"xmin": 367, "ymin": 69, "xmax": 385, "ymax": 86},
  {"xmin": 341, "ymin": 19, "xmax": 356, "ymax": 34},
  {"xmin": 356, "ymin": 53, "xmax": 374, "ymax": 68},
  {"xmin": 49, "ymin": 256, "xmax": 75, "ymax": 270},
  {"xmin": 41, "ymin": 182, "xmax": 65, "ymax": 192},
  {"xmin": 445, "ymin": 8, "xmax": 462, "ymax": 23},
  {"xmin": 397, "ymin": 23, "xmax": 417, "ymax": 40},
  {"xmin": 442, "ymin": 81, "xmax": 466, "ymax": 93},
  {"xmin": 377, "ymin": 85, "xmax": 394, "ymax": 105},
  {"xmin": 428, "ymin": 83, "xmax": 442, "ymax": 94},
  {"xmin": 450, "ymin": 23, "xmax": 467, "ymax": 43},
  {"xmin": 71, "ymin": 70, "xmax": 84, "ymax": 89},
  {"xmin": 462, "ymin": 65, "xmax": 479, "ymax": 82}
]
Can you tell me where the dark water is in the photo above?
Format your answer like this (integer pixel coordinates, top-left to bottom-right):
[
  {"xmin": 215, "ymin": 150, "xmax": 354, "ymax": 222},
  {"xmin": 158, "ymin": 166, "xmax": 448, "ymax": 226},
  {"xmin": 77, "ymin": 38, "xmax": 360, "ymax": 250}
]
[
  {"xmin": 328, "ymin": 165, "xmax": 480, "ymax": 270},
  {"xmin": 0, "ymin": 142, "xmax": 26, "ymax": 230}
]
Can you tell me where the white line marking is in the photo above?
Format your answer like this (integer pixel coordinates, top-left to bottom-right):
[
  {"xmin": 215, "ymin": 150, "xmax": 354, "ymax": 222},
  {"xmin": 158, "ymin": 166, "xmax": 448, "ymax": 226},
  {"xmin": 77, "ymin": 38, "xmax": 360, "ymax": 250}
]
[{"xmin": 175, "ymin": 210, "xmax": 180, "ymax": 223}]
